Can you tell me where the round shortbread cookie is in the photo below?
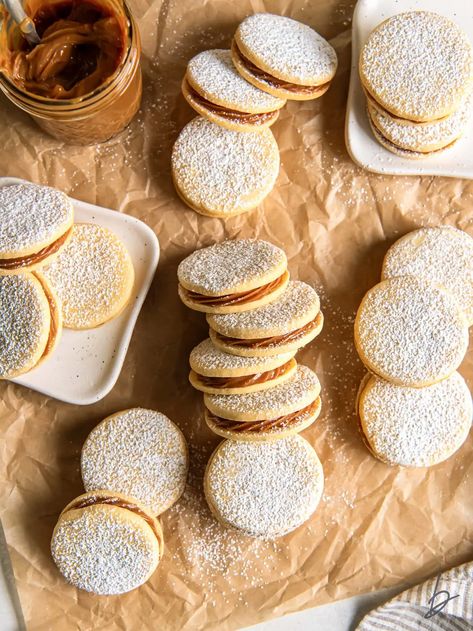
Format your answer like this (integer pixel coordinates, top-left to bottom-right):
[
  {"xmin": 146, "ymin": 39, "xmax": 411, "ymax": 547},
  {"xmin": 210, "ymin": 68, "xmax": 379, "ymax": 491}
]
[
  {"xmin": 367, "ymin": 92, "xmax": 472, "ymax": 152},
  {"xmin": 360, "ymin": 12, "xmax": 473, "ymax": 122},
  {"xmin": 204, "ymin": 435, "xmax": 324, "ymax": 538},
  {"xmin": 0, "ymin": 272, "xmax": 57, "ymax": 379},
  {"xmin": 382, "ymin": 226, "xmax": 473, "ymax": 326},
  {"xmin": 204, "ymin": 364, "xmax": 320, "ymax": 421},
  {"xmin": 172, "ymin": 116, "xmax": 280, "ymax": 217},
  {"xmin": 358, "ymin": 373, "xmax": 472, "ymax": 467},
  {"xmin": 0, "ymin": 183, "xmax": 73, "ymax": 270},
  {"xmin": 354, "ymin": 276, "xmax": 469, "ymax": 387},
  {"xmin": 234, "ymin": 14, "xmax": 337, "ymax": 87},
  {"xmin": 51, "ymin": 491, "xmax": 163, "ymax": 595},
  {"xmin": 43, "ymin": 223, "xmax": 134, "ymax": 329},
  {"xmin": 81, "ymin": 408, "xmax": 189, "ymax": 515}
]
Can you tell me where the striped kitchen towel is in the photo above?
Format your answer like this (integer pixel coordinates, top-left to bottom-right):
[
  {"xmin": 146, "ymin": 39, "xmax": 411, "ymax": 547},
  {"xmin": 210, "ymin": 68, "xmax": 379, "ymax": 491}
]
[{"xmin": 357, "ymin": 561, "xmax": 473, "ymax": 630}]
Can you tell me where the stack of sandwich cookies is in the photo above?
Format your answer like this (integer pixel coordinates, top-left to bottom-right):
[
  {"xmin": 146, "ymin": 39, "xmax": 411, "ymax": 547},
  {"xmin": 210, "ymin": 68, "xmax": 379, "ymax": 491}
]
[
  {"xmin": 208, "ymin": 280, "xmax": 323, "ymax": 356},
  {"xmin": 182, "ymin": 49, "xmax": 286, "ymax": 132},
  {"xmin": 360, "ymin": 12, "xmax": 473, "ymax": 157},
  {"xmin": 232, "ymin": 13, "xmax": 337, "ymax": 101},
  {"xmin": 204, "ymin": 435, "xmax": 324, "ymax": 538}
]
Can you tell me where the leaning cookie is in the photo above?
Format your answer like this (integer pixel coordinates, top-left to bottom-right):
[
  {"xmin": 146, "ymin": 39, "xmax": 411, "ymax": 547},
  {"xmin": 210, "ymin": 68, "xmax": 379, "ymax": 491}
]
[
  {"xmin": 0, "ymin": 271, "xmax": 62, "ymax": 379},
  {"xmin": 232, "ymin": 13, "xmax": 337, "ymax": 101},
  {"xmin": 183, "ymin": 49, "xmax": 285, "ymax": 132},
  {"xmin": 189, "ymin": 338, "xmax": 296, "ymax": 394},
  {"xmin": 381, "ymin": 226, "xmax": 473, "ymax": 326},
  {"xmin": 0, "ymin": 183, "xmax": 73, "ymax": 272},
  {"xmin": 204, "ymin": 365, "xmax": 321, "ymax": 442},
  {"xmin": 43, "ymin": 223, "xmax": 134, "ymax": 329},
  {"xmin": 354, "ymin": 276, "xmax": 468, "ymax": 387},
  {"xmin": 172, "ymin": 116, "xmax": 280, "ymax": 218},
  {"xmin": 358, "ymin": 373, "xmax": 472, "ymax": 467},
  {"xmin": 178, "ymin": 239, "xmax": 289, "ymax": 314},
  {"xmin": 208, "ymin": 280, "xmax": 322, "ymax": 356},
  {"xmin": 51, "ymin": 491, "xmax": 164, "ymax": 595},
  {"xmin": 81, "ymin": 408, "xmax": 189, "ymax": 515},
  {"xmin": 204, "ymin": 436, "xmax": 324, "ymax": 538}
]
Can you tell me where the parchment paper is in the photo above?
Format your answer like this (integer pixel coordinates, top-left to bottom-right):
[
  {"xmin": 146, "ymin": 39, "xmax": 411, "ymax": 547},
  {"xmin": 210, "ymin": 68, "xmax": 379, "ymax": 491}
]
[{"xmin": 0, "ymin": 0, "xmax": 472, "ymax": 629}]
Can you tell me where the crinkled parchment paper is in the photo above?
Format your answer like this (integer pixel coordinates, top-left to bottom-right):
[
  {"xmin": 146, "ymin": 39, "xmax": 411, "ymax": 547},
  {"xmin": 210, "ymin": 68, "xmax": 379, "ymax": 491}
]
[{"xmin": 0, "ymin": 0, "xmax": 472, "ymax": 629}]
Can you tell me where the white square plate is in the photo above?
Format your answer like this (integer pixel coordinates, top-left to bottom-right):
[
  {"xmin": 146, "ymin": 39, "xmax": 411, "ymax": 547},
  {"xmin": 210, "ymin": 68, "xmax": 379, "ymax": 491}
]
[
  {"xmin": 345, "ymin": 0, "xmax": 473, "ymax": 178},
  {"xmin": 2, "ymin": 176, "xmax": 160, "ymax": 405}
]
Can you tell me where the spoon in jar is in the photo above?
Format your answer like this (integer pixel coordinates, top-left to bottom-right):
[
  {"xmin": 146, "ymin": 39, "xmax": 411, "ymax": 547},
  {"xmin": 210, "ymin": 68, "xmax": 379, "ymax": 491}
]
[{"xmin": 1, "ymin": 0, "xmax": 40, "ymax": 44}]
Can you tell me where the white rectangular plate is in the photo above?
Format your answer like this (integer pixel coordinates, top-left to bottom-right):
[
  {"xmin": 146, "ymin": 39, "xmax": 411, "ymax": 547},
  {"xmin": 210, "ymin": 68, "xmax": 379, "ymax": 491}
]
[
  {"xmin": 345, "ymin": 0, "xmax": 473, "ymax": 178},
  {"xmin": 2, "ymin": 176, "xmax": 159, "ymax": 405}
]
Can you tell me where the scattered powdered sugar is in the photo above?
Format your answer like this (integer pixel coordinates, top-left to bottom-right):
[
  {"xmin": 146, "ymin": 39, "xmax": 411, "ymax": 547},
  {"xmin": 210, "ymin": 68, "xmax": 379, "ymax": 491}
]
[
  {"xmin": 360, "ymin": 373, "xmax": 473, "ymax": 466},
  {"xmin": 208, "ymin": 280, "xmax": 320, "ymax": 336},
  {"xmin": 81, "ymin": 408, "xmax": 188, "ymax": 515},
  {"xmin": 382, "ymin": 226, "xmax": 473, "ymax": 325},
  {"xmin": 51, "ymin": 505, "xmax": 159, "ymax": 595},
  {"xmin": 189, "ymin": 337, "xmax": 294, "ymax": 375},
  {"xmin": 206, "ymin": 436, "xmax": 324, "ymax": 539},
  {"xmin": 360, "ymin": 12, "xmax": 473, "ymax": 120},
  {"xmin": 205, "ymin": 365, "xmax": 319, "ymax": 420},
  {"xmin": 177, "ymin": 238, "xmax": 286, "ymax": 295},
  {"xmin": 187, "ymin": 49, "xmax": 284, "ymax": 111},
  {"xmin": 0, "ymin": 274, "xmax": 47, "ymax": 377},
  {"xmin": 172, "ymin": 117, "xmax": 280, "ymax": 216},
  {"xmin": 0, "ymin": 183, "xmax": 72, "ymax": 253},
  {"xmin": 237, "ymin": 14, "xmax": 337, "ymax": 84},
  {"xmin": 355, "ymin": 276, "xmax": 469, "ymax": 386},
  {"xmin": 43, "ymin": 223, "xmax": 134, "ymax": 329}
]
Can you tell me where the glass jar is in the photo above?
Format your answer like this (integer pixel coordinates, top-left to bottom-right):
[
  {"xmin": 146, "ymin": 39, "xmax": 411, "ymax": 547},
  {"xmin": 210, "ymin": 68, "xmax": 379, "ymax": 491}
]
[{"xmin": 0, "ymin": 0, "xmax": 142, "ymax": 145}]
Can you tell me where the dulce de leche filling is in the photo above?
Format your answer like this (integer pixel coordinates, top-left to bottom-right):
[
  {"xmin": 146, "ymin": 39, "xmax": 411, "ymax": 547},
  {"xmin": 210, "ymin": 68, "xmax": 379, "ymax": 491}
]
[
  {"xmin": 1, "ymin": 0, "xmax": 128, "ymax": 99},
  {"xmin": 66, "ymin": 494, "xmax": 162, "ymax": 542},
  {"xmin": 206, "ymin": 398, "xmax": 321, "ymax": 434},
  {"xmin": 184, "ymin": 78, "xmax": 277, "ymax": 125},
  {"xmin": 195, "ymin": 359, "xmax": 294, "ymax": 389},
  {"xmin": 215, "ymin": 311, "xmax": 323, "ymax": 349},
  {"xmin": 232, "ymin": 42, "xmax": 330, "ymax": 95},
  {"xmin": 0, "ymin": 227, "xmax": 72, "ymax": 270},
  {"xmin": 181, "ymin": 271, "xmax": 288, "ymax": 308}
]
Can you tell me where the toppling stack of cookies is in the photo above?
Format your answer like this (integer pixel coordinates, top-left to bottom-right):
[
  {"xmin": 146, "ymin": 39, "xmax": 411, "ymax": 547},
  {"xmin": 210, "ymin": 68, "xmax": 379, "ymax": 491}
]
[
  {"xmin": 172, "ymin": 13, "xmax": 337, "ymax": 218},
  {"xmin": 0, "ymin": 182, "xmax": 135, "ymax": 380},
  {"xmin": 178, "ymin": 238, "xmax": 325, "ymax": 538},
  {"xmin": 354, "ymin": 226, "xmax": 473, "ymax": 468},
  {"xmin": 51, "ymin": 408, "xmax": 189, "ymax": 595},
  {"xmin": 360, "ymin": 12, "xmax": 473, "ymax": 159}
]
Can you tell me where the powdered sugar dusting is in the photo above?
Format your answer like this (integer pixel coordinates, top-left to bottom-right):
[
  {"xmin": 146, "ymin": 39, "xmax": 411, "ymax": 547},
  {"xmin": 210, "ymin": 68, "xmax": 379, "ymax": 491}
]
[
  {"xmin": 206, "ymin": 436, "xmax": 324, "ymax": 539},
  {"xmin": 355, "ymin": 276, "xmax": 468, "ymax": 386},
  {"xmin": 187, "ymin": 49, "xmax": 284, "ymax": 111},
  {"xmin": 81, "ymin": 408, "xmax": 188, "ymax": 515},
  {"xmin": 360, "ymin": 373, "xmax": 472, "ymax": 466},
  {"xmin": 51, "ymin": 504, "xmax": 158, "ymax": 595},
  {"xmin": 0, "ymin": 183, "xmax": 72, "ymax": 254},
  {"xmin": 172, "ymin": 117, "xmax": 280, "ymax": 216},
  {"xmin": 360, "ymin": 12, "xmax": 473, "ymax": 120},
  {"xmin": 382, "ymin": 226, "xmax": 473, "ymax": 325},
  {"xmin": 178, "ymin": 238, "xmax": 286, "ymax": 295},
  {"xmin": 237, "ymin": 14, "xmax": 337, "ymax": 84}
]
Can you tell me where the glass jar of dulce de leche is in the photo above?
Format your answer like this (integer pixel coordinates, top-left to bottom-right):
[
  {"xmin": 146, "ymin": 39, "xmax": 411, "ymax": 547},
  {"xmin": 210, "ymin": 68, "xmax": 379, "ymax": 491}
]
[{"xmin": 0, "ymin": 0, "xmax": 142, "ymax": 145}]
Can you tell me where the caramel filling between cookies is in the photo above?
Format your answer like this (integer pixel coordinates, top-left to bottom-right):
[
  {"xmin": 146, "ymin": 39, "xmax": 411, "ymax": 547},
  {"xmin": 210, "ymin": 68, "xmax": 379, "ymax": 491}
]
[
  {"xmin": 184, "ymin": 79, "xmax": 278, "ymax": 125},
  {"xmin": 0, "ymin": 227, "xmax": 72, "ymax": 270},
  {"xmin": 206, "ymin": 398, "xmax": 321, "ymax": 434},
  {"xmin": 181, "ymin": 271, "xmax": 288, "ymax": 308},
  {"xmin": 214, "ymin": 311, "xmax": 323, "ymax": 349},
  {"xmin": 66, "ymin": 494, "xmax": 162, "ymax": 542},
  {"xmin": 195, "ymin": 358, "xmax": 294, "ymax": 389},
  {"xmin": 232, "ymin": 42, "xmax": 330, "ymax": 95}
]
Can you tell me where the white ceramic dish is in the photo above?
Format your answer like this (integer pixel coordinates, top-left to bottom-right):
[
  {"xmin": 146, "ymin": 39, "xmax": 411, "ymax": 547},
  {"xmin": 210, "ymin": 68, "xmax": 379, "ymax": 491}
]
[
  {"xmin": 1, "ymin": 176, "xmax": 160, "ymax": 405},
  {"xmin": 345, "ymin": 0, "xmax": 473, "ymax": 178}
]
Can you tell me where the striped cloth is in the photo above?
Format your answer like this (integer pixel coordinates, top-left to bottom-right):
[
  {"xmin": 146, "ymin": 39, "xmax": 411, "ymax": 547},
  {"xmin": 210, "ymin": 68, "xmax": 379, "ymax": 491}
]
[{"xmin": 357, "ymin": 561, "xmax": 473, "ymax": 630}]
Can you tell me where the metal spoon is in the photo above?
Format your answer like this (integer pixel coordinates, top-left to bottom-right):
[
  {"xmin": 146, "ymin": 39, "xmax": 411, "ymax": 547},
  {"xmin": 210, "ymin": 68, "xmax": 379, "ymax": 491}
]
[{"xmin": 2, "ymin": 0, "xmax": 40, "ymax": 44}]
